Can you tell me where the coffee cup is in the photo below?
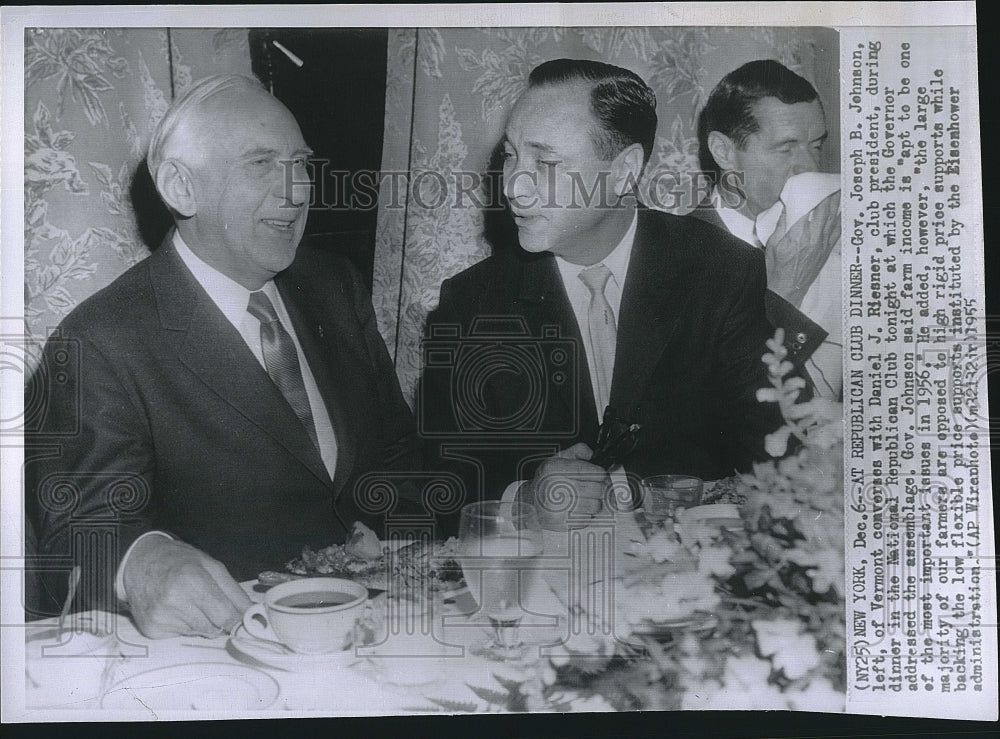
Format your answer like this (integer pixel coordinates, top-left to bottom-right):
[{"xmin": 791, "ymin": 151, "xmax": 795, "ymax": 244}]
[{"xmin": 243, "ymin": 577, "xmax": 367, "ymax": 654}]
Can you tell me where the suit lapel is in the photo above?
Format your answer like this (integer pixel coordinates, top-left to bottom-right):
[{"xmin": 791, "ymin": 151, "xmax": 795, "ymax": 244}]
[
  {"xmin": 691, "ymin": 198, "xmax": 829, "ymax": 375},
  {"xmin": 150, "ymin": 239, "xmax": 332, "ymax": 487},
  {"xmin": 611, "ymin": 210, "xmax": 691, "ymax": 410},
  {"xmin": 513, "ymin": 254, "xmax": 599, "ymax": 435}
]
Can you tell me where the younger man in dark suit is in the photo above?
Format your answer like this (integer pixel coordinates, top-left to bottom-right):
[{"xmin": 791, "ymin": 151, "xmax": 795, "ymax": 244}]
[{"xmin": 420, "ymin": 59, "xmax": 784, "ymax": 530}]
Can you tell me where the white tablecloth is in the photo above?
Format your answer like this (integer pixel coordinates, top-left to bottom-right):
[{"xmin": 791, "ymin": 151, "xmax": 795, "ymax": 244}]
[{"xmin": 23, "ymin": 512, "xmax": 648, "ymax": 717}]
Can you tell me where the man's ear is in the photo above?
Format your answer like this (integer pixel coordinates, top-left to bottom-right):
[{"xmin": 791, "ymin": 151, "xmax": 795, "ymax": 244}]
[
  {"xmin": 707, "ymin": 131, "xmax": 737, "ymax": 171},
  {"xmin": 611, "ymin": 143, "xmax": 645, "ymax": 199},
  {"xmin": 154, "ymin": 159, "xmax": 197, "ymax": 218}
]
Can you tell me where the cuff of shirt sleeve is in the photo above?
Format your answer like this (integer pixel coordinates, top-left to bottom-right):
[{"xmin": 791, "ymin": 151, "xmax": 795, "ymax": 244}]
[{"xmin": 115, "ymin": 531, "xmax": 172, "ymax": 603}]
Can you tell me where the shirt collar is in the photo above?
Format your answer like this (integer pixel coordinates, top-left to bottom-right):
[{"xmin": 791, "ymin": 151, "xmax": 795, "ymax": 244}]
[
  {"xmin": 172, "ymin": 231, "xmax": 278, "ymax": 323},
  {"xmin": 711, "ymin": 187, "xmax": 759, "ymax": 247},
  {"xmin": 554, "ymin": 207, "xmax": 638, "ymax": 289}
]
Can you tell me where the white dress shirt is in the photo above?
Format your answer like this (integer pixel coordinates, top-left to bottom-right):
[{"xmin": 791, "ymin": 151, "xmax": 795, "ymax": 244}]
[
  {"xmin": 116, "ymin": 233, "xmax": 339, "ymax": 600},
  {"xmin": 712, "ymin": 188, "xmax": 761, "ymax": 247},
  {"xmin": 713, "ymin": 184, "xmax": 842, "ymax": 399},
  {"xmin": 502, "ymin": 210, "xmax": 638, "ymax": 508},
  {"xmin": 554, "ymin": 209, "xmax": 637, "ymax": 415},
  {"xmin": 172, "ymin": 232, "xmax": 338, "ymax": 478}
]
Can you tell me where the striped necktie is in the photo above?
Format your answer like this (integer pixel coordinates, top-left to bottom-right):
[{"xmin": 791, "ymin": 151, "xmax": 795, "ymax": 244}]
[
  {"xmin": 578, "ymin": 263, "xmax": 617, "ymax": 412},
  {"xmin": 247, "ymin": 290, "xmax": 319, "ymax": 451}
]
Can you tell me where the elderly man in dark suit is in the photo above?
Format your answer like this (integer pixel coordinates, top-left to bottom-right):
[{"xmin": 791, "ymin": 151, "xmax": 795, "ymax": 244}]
[
  {"xmin": 26, "ymin": 75, "xmax": 421, "ymax": 637},
  {"xmin": 419, "ymin": 59, "xmax": 784, "ymax": 530}
]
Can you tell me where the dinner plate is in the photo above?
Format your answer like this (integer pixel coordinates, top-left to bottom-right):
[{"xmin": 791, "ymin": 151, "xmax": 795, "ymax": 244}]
[
  {"xmin": 100, "ymin": 662, "xmax": 279, "ymax": 711},
  {"xmin": 228, "ymin": 623, "xmax": 368, "ymax": 673}
]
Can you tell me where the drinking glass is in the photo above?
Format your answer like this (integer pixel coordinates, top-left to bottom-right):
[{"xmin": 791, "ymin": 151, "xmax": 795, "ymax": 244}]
[
  {"xmin": 458, "ymin": 501, "xmax": 544, "ymax": 661},
  {"xmin": 640, "ymin": 475, "xmax": 703, "ymax": 525}
]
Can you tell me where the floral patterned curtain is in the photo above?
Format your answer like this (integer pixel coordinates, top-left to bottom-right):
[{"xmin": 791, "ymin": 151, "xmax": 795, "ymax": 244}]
[
  {"xmin": 373, "ymin": 27, "xmax": 840, "ymax": 404},
  {"xmin": 23, "ymin": 28, "xmax": 252, "ymax": 372},
  {"xmin": 24, "ymin": 27, "xmax": 839, "ymax": 398}
]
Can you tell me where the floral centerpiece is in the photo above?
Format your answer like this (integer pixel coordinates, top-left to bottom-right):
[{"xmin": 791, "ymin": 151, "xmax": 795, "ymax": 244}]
[{"xmin": 441, "ymin": 329, "xmax": 846, "ymax": 713}]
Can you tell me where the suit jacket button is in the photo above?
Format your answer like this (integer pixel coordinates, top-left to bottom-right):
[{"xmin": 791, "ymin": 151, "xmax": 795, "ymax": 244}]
[
  {"xmin": 793, "ymin": 342, "xmax": 802, "ymax": 350},
  {"xmin": 795, "ymin": 332, "xmax": 808, "ymax": 344}
]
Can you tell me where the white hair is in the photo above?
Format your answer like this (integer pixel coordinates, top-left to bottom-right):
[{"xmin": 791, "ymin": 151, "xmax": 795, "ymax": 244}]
[{"xmin": 146, "ymin": 74, "xmax": 266, "ymax": 179}]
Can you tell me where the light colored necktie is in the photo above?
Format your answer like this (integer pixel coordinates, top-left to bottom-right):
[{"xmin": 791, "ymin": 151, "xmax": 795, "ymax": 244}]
[
  {"xmin": 247, "ymin": 291, "xmax": 320, "ymax": 451},
  {"xmin": 578, "ymin": 264, "xmax": 617, "ymax": 412}
]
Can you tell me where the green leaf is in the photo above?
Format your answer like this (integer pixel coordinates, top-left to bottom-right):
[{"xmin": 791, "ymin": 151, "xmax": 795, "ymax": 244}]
[
  {"xmin": 76, "ymin": 83, "xmax": 108, "ymax": 126},
  {"xmin": 427, "ymin": 697, "xmax": 479, "ymax": 713},
  {"xmin": 50, "ymin": 131, "xmax": 74, "ymax": 150},
  {"xmin": 88, "ymin": 162, "xmax": 113, "ymax": 187},
  {"xmin": 744, "ymin": 567, "xmax": 775, "ymax": 591},
  {"xmin": 465, "ymin": 683, "xmax": 512, "ymax": 706},
  {"xmin": 491, "ymin": 673, "xmax": 525, "ymax": 695},
  {"xmin": 25, "ymin": 59, "xmax": 64, "ymax": 88}
]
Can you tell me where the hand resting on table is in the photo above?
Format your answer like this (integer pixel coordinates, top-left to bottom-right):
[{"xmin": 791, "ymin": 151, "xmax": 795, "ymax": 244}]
[{"xmin": 122, "ymin": 536, "xmax": 252, "ymax": 639}]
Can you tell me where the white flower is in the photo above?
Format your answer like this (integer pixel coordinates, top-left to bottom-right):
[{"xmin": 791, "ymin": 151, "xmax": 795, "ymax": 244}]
[
  {"xmin": 643, "ymin": 530, "xmax": 685, "ymax": 562},
  {"xmin": 681, "ymin": 654, "xmax": 789, "ymax": 710},
  {"xmin": 568, "ymin": 694, "xmax": 616, "ymax": 712},
  {"xmin": 765, "ymin": 328, "xmax": 787, "ymax": 354},
  {"xmin": 675, "ymin": 519, "xmax": 721, "ymax": 549},
  {"xmin": 756, "ymin": 387, "xmax": 779, "ymax": 403},
  {"xmin": 764, "ymin": 426, "xmax": 793, "ymax": 457},
  {"xmin": 676, "ymin": 633, "xmax": 710, "ymax": 677},
  {"xmin": 786, "ymin": 397, "xmax": 842, "ymax": 425},
  {"xmin": 762, "ymin": 493, "xmax": 804, "ymax": 521},
  {"xmin": 753, "ymin": 619, "xmax": 822, "ymax": 680},
  {"xmin": 724, "ymin": 652, "xmax": 775, "ymax": 688},
  {"xmin": 546, "ymin": 627, "xmax": 615, "ymax": 667},
  {"xmin": 614, "ymin": 570, "xmax": 719, "ymax": 628},
  {"xmin": 540, "ymin": 660, "xmax": 557, "ymax": 685},
  {"xmin": 786, "ymin": 545, "xmax": 843, "ymax": 596},
  {"xmin": 786, "ymin": 677, "xmax": 845, "ymax": 712},
  {"xmin": 697, "ymin": 544, "xmax": 736, "ymax": 579}
]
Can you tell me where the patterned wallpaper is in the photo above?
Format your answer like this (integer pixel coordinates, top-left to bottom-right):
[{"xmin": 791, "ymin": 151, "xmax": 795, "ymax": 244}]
[
  {"xmin": 372, "ymin": 27, "xmax": 841, "ymax": 405},
  {"xmin": 23, "ymin": 27, "xmax": 839, "ymax": 401},
  {"xmin": 23, "ymin": 28, "xmax": 252, "ymax": 372}
]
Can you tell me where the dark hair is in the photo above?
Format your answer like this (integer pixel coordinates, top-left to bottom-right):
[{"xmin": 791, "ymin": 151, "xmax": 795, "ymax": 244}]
[
  {"xmin": 529, "ymin": 58, "xmax": 658, "ymax": 164},
  {"xmin": 697, "ymin": 60, "xmax": 820, "ymax": 176}
]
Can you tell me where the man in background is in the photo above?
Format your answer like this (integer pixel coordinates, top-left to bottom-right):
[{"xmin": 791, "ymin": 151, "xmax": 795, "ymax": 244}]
[
  {"xmin": 694, "ymin": 59, "xmax": 842, "ymax": 398},
  {"xmin": 26, "ymin": 75, "xmax": 422, "ymax": 637},
  {"xmin": 420, "ymin": 59, "xmax": 784, "ymax": 530}
]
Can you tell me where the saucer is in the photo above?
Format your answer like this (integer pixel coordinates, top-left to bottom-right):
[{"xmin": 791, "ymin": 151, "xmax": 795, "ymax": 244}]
[
  {"xmin": 229, "ymin": 624, "xmax": 366, "ymax": 672},
  {"xmin": 101, "ymin": 662, "xmax": 279, "ymax": 710}
]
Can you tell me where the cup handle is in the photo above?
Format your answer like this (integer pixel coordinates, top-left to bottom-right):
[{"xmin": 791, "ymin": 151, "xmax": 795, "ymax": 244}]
[{"xmin": 242, "ymin": 604, "xmax": 283, "ymax": 646}]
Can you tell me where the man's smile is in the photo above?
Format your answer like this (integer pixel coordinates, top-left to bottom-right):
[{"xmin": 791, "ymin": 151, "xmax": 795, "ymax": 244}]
[{"xmin": 260, "ymin": 217, "xmax": 298, "ymax": 232}]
